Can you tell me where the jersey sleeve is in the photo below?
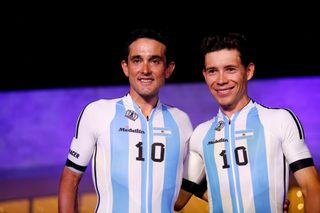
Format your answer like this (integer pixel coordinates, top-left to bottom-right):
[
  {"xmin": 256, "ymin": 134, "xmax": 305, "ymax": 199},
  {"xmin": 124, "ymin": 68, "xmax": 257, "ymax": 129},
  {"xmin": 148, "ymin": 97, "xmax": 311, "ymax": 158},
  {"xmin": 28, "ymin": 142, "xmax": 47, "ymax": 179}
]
[
  {"xmin": 182, "ymin": 123, "xmax": 207, "ymax": 195},
  {"xmin": 281, "ymin": 109, "xmax": 314, "ymax": 172},
  {"xmin": 180, "ymin": 111, "xmax": 194, "ymax": 161},
  {"xmin": 66, "ymin": 102, "xmax": 99, "ymax": 173}
]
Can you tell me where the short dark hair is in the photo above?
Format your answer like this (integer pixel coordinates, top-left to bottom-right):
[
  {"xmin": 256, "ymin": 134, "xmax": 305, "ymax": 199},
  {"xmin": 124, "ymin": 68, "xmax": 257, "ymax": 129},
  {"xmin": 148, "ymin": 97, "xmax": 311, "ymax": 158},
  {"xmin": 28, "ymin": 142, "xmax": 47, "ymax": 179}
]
[
  {"xmin": 200, "ymin": 32, "xmax": 254, "ymax": 68},
  {"xmin": 122, "ymin": 27, "xmax": 174, "ymax": 65}
]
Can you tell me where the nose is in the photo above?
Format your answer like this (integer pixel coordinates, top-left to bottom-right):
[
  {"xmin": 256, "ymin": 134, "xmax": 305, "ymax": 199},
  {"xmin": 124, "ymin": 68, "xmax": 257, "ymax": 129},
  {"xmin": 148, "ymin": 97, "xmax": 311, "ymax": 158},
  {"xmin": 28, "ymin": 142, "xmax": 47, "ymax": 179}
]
[
  {"xmin": 217, "ymin": 72, "xmax": 227, "ymax": 85},
  {"xmin": 141, "ymin": 62, "xmax": 151, "ymax": 75}
]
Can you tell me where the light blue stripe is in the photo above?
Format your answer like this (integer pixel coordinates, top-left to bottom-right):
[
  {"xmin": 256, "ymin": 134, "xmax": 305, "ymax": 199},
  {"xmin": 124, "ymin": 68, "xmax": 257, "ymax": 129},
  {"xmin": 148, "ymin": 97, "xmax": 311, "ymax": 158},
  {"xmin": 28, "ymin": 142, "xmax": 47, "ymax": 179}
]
[
  {"xmin": 161, "ymin": 105, "xmax": 180, "ymax": 213},
  {"xmin": 110, "ymin": 100, "xmax": 129, "ymax": 213},
  {"xmin": 203, "ymin": 117, "xmax": 224, "ymax": 212},
  {"xmin": 132, "ymin": 103, "xmax": 148, "ymax": 213},
  {"xmin": 247, "ymin": 107, "xmax": 271, "ymax": 212},
  {"xmin": 153, "ymin": 133, "xmax": 171, "ymax": 136},
  {"xmin": 230, "ymin": 113, "xmax": 244, "ymax": 213}
]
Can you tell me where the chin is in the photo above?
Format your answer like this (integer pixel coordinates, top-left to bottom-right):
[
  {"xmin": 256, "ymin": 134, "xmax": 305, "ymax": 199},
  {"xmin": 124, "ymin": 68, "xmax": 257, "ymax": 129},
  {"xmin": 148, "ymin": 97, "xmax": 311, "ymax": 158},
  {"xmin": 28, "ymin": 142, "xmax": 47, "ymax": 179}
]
[
  {"xmin": 217, "ymin": 99, "xmax": 232, "ymax": 108},
  {"xmin": 140, "ymin": 90, "xmax": 157, "ymax": 97}
]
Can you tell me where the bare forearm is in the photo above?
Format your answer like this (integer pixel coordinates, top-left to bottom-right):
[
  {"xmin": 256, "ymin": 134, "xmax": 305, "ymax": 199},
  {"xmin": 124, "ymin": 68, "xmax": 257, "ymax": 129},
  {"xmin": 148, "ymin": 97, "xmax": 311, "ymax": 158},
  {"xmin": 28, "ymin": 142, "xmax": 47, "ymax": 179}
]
[
  {"xmin": 174, "ymin": 189, "xmax": 193, "ymax": 211},
  {"xmin": 303, "ymin": 188, "xmax": 320, "ymax": 213},
  {"xmin": 59, "ymin": 182, "xmax": 79, "ymax": 212},
  {"xmin": 58, "ymin": 167, "xmax": 82, "ymax": 213},
  {"xmin": 294, "ymin": 166, "xmax": 320, "ymax": 213}
]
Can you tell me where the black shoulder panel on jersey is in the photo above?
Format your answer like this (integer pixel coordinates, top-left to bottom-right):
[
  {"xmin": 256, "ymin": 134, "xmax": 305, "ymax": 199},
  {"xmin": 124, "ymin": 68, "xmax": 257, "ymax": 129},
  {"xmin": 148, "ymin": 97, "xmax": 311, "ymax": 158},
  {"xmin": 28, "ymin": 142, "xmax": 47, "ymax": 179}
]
[
  {"xmin": 66, "ymin": 159, "xmax": 87, "ymax": 172},
  {"xmin": 290, "ymin": 158, "xmax": 314, "ymax": 173},
  {"xmin": 181, "ymin": 178, "xmax": 207, "ymax": 198}
]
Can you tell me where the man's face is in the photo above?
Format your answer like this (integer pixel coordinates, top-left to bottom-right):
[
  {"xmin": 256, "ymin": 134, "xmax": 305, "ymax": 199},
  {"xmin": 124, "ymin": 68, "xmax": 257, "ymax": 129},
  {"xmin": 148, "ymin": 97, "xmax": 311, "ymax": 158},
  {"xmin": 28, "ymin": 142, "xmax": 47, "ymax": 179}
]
[
  {"xmin": 202, "ymin": 49, "xmax": 254, "ymax": 113},
  {"xmin": 121, "ymin": 38, "xmax": 174, "ymax": 100}
]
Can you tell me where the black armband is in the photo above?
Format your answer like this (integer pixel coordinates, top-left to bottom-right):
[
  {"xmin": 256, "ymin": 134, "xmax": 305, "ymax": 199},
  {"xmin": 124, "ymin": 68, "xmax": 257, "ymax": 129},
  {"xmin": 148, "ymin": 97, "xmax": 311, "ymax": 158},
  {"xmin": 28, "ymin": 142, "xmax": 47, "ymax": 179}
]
[
  {"xmin": 290, "ymin": 158, "xmax": 314, "ymax": 173},
  {"xmin": 181, "ymin": 178, "xmax": 207, "ymax": 198},
  {"xmin": 66, "ymin": 159, "xmax": 87, "ymax": 172}
]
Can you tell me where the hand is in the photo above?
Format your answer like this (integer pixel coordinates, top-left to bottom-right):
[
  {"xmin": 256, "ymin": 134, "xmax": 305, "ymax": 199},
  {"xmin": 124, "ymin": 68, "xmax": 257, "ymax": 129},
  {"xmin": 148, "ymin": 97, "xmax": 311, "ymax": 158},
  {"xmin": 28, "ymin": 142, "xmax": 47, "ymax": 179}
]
[{"xmin": 283, "ymin": 198, "xmax": 290, "ymax": 213}]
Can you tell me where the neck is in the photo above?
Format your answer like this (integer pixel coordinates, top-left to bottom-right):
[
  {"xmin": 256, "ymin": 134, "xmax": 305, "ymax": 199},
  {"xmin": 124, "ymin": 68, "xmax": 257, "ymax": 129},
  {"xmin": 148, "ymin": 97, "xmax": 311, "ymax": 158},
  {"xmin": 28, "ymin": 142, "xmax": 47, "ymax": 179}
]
[
  {"xmin": 221, "ymin": 97, "xmax": 251, "ymax": 119},
  {"xmin": 130, "ymin": 92, "xmax": 158, "ymax": 118}
]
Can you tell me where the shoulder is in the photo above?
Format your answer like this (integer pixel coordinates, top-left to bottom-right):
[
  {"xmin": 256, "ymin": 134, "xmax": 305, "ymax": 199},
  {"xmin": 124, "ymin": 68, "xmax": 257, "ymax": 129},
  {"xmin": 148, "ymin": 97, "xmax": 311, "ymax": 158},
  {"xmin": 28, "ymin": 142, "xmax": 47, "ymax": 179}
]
[
  {"xmin": 80, "ymin": 98, "xmax": 121, "ymax": 119},
  {"xmin": 193, "ymin": 118, "xmax": 215, "ymax": 136},
  {"xmin": 255, "ymin": 102, "xmax": 298, "ymax": 119},
  {"xmin": 162, "ymin": 104, "xmax": 193, "ymax": 131},
  {"xmin": 163, "ymin": 104, "xmax": 191, "ymax": 120},
  {"xmin": 189, "ymin": 119, "xmax": 214, "ymax": 150},
  {"xmin": 252, "ymin": 104, "xmax": 303, "ymax": 135},
  {"xmin": 85, "ymin": 98, "xmax": 120, "ymax": 111}
]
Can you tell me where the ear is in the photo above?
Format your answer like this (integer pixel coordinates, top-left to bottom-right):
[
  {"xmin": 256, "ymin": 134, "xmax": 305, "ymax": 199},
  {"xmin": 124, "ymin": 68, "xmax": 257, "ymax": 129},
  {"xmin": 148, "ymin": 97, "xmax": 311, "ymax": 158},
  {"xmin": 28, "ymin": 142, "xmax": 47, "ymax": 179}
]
[
  {"xmin": 202, "ymin": 68, "xmax": 207, "ymax": 80},
  {"xmin": 165, "ymin": 62, "xmax": 175, "ymax": 79},
  {"xmin": 121, "ymin": 60, "xmax": 129, "ymax": 77},
  {"xmin": 246, "ymin": 63, "xmax": 255, "ymax": 80}
]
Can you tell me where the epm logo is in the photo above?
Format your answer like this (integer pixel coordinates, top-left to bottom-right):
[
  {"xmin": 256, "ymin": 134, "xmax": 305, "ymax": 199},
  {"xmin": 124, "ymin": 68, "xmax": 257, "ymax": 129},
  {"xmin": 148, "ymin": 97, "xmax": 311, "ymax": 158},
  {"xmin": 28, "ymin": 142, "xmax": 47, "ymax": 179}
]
[{"xmin": 125, "ymin": 109, "xmax": 138, "ymax": 121}]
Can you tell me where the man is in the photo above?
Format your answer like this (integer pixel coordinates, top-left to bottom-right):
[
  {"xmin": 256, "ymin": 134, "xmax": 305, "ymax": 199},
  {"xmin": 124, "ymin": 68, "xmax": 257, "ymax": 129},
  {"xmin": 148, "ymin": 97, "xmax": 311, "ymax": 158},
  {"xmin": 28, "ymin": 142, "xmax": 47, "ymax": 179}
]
[
  {"xmin": 58, "ymin": 28, "xmax": 193, "ymax": 213},
  {"xmin": 176, "ymin": 33, "xmax": 320, "ymax": 212}
]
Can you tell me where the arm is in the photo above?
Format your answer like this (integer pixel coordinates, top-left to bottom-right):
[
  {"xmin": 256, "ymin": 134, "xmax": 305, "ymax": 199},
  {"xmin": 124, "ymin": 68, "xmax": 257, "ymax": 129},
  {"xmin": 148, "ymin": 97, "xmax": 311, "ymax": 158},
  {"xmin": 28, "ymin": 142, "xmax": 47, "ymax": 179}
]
[
  {"xmin": 175, "ymin": 177, "xmax": 208, "ymax": 211},
  {"xmin": 58, "ymin": 166, "xmax": 83, "ymax": 213},
  {"xmin": 175, "ymin": 124, "xmax": 207, "ymax": 211},
  {"xmin": 175, "ymin": 187, "xmax": 208, "ymax": 211},
  {"xmin": 283, "ymin": 198, "xmax": 290, "ymax": 213},
  {"xmin": 294, "ymin": 166, "xmax": 320, "ymax": 213},
  {"xmin": 202, "ymin": 190, "xmax": 208, "ymax": 202},
  {"xmin": 174, "ymin": 189, "xmax": 193, "ymax": 211}
]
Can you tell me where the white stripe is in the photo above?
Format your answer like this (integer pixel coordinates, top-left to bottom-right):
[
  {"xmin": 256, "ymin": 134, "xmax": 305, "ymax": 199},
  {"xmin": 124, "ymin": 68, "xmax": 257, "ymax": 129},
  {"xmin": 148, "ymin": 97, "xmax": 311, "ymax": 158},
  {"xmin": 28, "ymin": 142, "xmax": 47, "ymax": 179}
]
[
  {"xmin": 215, "ymin": 127, "xmax": 233, "ymax": 211},
  {"xmin": 128, "ymin": 111, "xmax": 142, "ymax": 213},
  {"xmin": 96, "ymin": 105, "xmax": 114, "ymax": 213},
  {"xmin": 152, "ymin": 135, "xmax": 165, "ymax": 213},
  {"xmin": 235, "ymin": 115, "xmax": 255, "ymax": 212}
]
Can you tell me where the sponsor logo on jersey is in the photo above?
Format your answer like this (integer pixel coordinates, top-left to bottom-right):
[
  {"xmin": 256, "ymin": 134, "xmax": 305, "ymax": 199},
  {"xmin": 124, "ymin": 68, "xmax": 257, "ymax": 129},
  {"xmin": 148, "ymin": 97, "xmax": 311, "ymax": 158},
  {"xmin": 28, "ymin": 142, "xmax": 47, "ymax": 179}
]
[
  {"xmin": 125, "ymin": 109, "xmax": 138, "ymax": 121},
  {"xmin": 215, "ymin": 120, "xmax": 225, "ymax": 131},
  {"xmin": 208, "ymin": 138, "xmax": 228, "ymax": 145},
  {"xmin": 119, "ymin": 127, "xmax": 145, "ymax": 134},
  {"xmin": 69, "ymin": 149, "xmax": 80, "ymax": 158}
]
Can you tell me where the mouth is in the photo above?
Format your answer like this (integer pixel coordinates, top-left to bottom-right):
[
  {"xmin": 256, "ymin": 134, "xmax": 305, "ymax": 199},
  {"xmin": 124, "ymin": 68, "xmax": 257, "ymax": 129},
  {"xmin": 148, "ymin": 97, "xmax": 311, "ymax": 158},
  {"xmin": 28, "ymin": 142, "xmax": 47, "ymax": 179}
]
[
  {"xmin": 215, "ymin": 87, "xmax": 234, "ymax": 96},
  {"xmin": 138, "ymin": 77, "xmax": 154, "ymax": 84}
]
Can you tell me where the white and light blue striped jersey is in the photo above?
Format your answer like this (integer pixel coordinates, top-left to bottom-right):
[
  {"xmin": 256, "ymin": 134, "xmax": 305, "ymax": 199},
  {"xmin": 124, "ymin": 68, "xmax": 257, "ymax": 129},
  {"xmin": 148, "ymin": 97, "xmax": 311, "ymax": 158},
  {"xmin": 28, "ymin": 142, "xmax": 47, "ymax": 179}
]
[
  {"xmin": 66, "ymin": 94, "xmax": 193, "ymax": 213},
  {"xmin": 183, "ymin": 100, "xmax": 314, "ymax": 213}
]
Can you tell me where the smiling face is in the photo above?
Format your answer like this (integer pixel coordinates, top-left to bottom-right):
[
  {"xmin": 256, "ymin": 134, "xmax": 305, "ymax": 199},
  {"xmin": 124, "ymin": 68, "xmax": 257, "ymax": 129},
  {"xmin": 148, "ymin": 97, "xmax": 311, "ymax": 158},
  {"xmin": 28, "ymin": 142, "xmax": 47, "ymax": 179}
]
[
  {"xmin": 202, "ymin": 49, "xmax": 254, "ymax": 117},
  {"xmin": 121, "ymin": 38, "xmax": 174, "ymax": 103}
]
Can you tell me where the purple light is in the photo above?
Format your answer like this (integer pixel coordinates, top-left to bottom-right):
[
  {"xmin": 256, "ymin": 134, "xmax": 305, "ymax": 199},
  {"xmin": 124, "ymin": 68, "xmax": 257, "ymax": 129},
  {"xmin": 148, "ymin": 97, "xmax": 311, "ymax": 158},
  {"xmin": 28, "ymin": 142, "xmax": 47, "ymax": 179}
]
[{"xmin": 0, "ymin": 77, "xmax": 319, "ymax": 172}]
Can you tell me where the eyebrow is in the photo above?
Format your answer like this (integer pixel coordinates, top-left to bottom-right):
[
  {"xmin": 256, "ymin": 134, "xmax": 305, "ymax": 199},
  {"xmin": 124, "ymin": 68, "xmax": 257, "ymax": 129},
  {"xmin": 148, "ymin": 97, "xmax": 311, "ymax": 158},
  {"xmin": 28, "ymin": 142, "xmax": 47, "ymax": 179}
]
[{"xmin": 129, "ymin": 55, "xmax": 163, "ymax": 61}]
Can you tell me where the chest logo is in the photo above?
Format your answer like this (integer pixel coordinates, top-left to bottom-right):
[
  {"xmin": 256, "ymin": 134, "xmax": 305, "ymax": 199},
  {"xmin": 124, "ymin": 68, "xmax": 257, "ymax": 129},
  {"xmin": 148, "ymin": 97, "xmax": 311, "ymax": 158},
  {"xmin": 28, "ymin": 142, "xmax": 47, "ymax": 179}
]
[
  {"xmin": 125, "ymin": 109, "xmax": 138, "ymax": 121},
  {"xmin": 215, "ymin": 120, "xmax": 225, "ymax": 131},
  {"xmin": 208, "ymin": 138, "xmax": 228, "ymax": 145}
]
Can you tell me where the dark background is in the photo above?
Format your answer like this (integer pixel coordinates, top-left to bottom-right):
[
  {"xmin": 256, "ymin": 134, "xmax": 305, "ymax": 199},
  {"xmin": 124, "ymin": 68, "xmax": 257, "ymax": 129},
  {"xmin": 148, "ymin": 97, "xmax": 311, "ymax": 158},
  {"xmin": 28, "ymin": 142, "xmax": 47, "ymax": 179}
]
[{"xmin": 4, "ymin": 4, "xmax": 319, "ymax": 90}]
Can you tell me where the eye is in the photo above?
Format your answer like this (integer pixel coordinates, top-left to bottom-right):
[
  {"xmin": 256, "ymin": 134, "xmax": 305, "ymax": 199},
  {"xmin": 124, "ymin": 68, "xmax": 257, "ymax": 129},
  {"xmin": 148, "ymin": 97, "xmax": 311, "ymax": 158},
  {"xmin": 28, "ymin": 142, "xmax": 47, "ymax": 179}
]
[
  {"xmin": 132, "ymin": 58, "xmax": 142, "ymax": 64},
  {"xmin": 206, "ymin": 68, "xmax": 217, "ymax": 75},
  {"xmin": 226, "ymin": 67, "xmax": 237, "ymax": 73},
  {"xmin": 150, "ymin": 57, "xmax": 162, "ymax": 64}
]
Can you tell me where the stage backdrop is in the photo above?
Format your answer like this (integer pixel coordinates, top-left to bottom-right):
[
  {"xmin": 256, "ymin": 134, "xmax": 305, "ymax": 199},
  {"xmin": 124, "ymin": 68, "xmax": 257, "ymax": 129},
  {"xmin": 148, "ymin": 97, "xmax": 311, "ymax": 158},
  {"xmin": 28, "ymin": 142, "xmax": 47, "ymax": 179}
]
[{"xmin": 0, "ymin": 77, "xmax": 319, "ymax": 175}]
